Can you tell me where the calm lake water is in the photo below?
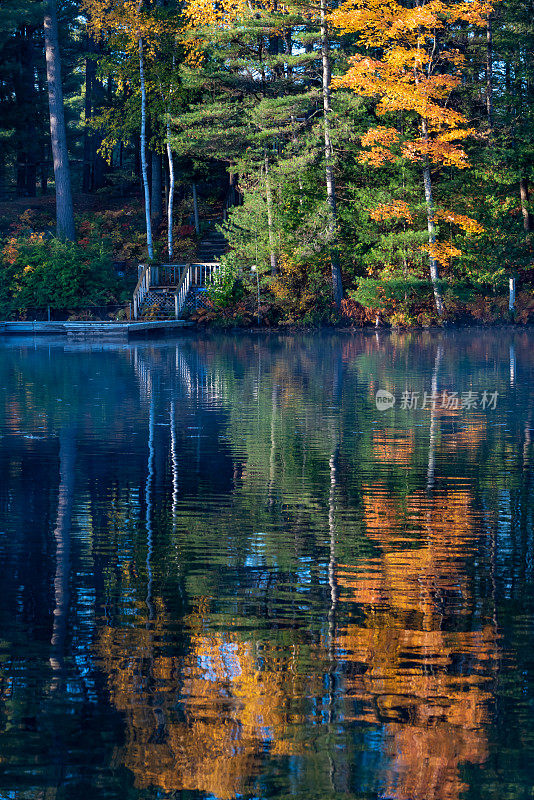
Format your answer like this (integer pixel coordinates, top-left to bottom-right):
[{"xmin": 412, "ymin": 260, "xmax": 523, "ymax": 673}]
[{"xmin": 0, "ymin": 329, "xmax": 533, "ymax": 800}]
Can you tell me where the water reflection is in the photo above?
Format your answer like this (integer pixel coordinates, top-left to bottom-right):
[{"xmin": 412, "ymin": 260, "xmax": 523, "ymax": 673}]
[{"xmin": 0, "ymin": 330, "xmax": 533, "ymax": 800}]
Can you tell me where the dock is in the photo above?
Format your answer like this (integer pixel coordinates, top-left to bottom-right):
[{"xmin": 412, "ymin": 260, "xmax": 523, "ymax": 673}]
[{"xmin": 0, "ymin": 320, "xmax": 192, "ymax": 340}]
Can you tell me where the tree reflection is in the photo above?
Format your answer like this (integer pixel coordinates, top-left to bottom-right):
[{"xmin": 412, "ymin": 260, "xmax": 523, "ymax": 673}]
[
  {"xmin": 0, "ymin": 333, "xmax": 532, "ymax": 800},
  {"xmin": 97, "ymin": 600, "xmax": 302, "ymax": 798},
  {"xmin": 336, "ymin": 485, "xmax": 499, "ymax": 800}
]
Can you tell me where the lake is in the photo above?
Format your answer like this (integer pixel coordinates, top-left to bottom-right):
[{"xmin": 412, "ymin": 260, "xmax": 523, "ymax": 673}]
[{"xmin": 0, "ymin": 329, "xmax": 533, "ymax": 800}]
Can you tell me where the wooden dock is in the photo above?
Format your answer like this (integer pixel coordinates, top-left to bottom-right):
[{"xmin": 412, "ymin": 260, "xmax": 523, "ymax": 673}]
[{"xmin": 0, "ymin": 320, "xmax": 192, "ymax": 340}]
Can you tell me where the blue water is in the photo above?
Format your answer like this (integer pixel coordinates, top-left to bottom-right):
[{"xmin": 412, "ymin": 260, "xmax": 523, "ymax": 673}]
[{"xmin": 0, "ymin": 329, "xmax": 533, "ymax": 800}]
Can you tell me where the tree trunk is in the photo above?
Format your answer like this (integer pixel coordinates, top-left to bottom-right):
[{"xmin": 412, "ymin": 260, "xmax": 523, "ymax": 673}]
[
  {"xmin": 151, "ymin": 151, "xmax": 163, "ymax": 226},
  {"xmin": 320, "ymin": 0, "xmax": 343, "ymax": 308},
  {"xmin": 291, "ymin": 115, "xmax": 304, "ymax": 204},
  {"xmin": 145, "ymin": 398, "xmax": 155, "ymax": 621},
  {"xmin": 50, "ymin": 428, "xmax": 76, "ymax": 684},
  {"xmin": 486, "ymin": 14, "xmax": 493, "ymax": 129},
  {"xmin": 82, "ymin": 47, "xmax": 94, "ymax": 192},
  {"xmin": 139, "ymin": 37, "xmax": 154, "ymax": 260},
  {"xmin": 192, "ymin": 182, "xmax": 200, "ymax": 235},
  {"xmin": 14, "ymin": 27, "xmax": 39, "ymax": 198},
  {"xmin": 421, "ymin": 120, "xmax": 444, "ymax": 316},
  {"xmin": 43, "ymin": 0, "xmax": 76, "ymax": 241},
  {"xmin": 422, "ymin": 163, "xmax": 445, "ymax": 316},
  {"xmin": 41, "ymin": 155, "xmax": 48, "ymax": 195},
  {"xmin": 264, "ymin": 153, "xmax": 278, "ymax": 275},
  {"xmin": 284, "ymin": 28, "xmax": 292, "ymax": 77},
  {"xmin": 87, "ymin": 57, "xmax": 108, "ymax": 191},
  {"xmin": 0, "ymin": 147, "xmax": 6, "ymax": 200},
  {"xmin": 426, "ymin": 345, "xmax": 443, "ymax": 491},
  {"xmin": 520, "ymin": 177, "xmax": 532, "ymax": 232},
  {"xmin": 166, "ymin": 121, "xmax": 175, "ymax": 259},
  {"xmin": 26, "ymin": 162, "xmax": 37, "ymax": 197}
]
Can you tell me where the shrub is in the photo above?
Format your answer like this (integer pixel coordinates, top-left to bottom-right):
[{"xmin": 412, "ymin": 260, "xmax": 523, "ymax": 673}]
[
  {"xmin": 206, "ymin": 252, "xmax": 243, "ymax": 308},
  {"xmin": 0, "ymin": 235, "xmax": 121, "ymax": 316}
]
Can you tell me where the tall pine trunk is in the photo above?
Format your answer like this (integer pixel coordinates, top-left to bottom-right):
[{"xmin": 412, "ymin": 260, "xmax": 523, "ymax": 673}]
[
  {"xmin": 82, "ymin": 46, "xmax": 93, "ymax": 192},
  {"xmin": 520, "ymin": 177, "xmax": 532, "ymax": 232},
  {"xmin": 139, "ymin": 36, "xmax": 153, "ymax": 260},
  {"xmin": 43, "ymin": 0, "xmax": 75, "ymax": 241},
  {"xmin": 166, "ymin": 120, "xmax": 174, "ymax": 259},
  {"xmin": 422, "ymin": 119, "xmax": 444, "ymax": 316},
  {"xmin": 151, "ymin": 151, "xmax": 163, "ymax": 227},
  {"xmin": 320, "ymin": 0, "xmax": 343, "ymax": 308},
  {"xmin": 50, "ymin": 428, "xmax": 76, "ymax": 682},
  {"xmin": 264, "ymin": 153, "xmax": 278, "ymax": 275},
  {"xmin": 486, "ymin": 14, "xmax": 493, "ymax": 129}
]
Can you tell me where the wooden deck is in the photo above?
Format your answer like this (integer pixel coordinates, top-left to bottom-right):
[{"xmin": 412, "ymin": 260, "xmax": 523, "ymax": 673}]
[{"xmin": 0, "ymin": 320, "xmax": 192, "ymax": 340}]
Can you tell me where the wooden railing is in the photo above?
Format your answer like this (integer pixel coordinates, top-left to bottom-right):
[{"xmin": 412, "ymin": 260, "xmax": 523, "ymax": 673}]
[
  {"xmin": 190, "ymin": 262, "xmax": 220, "ymax": 287},
  {"xmin": 174, "ymin": 264, "xmax": 192, "ymax": 319},
  {"xmin": 133, "ymin": 263, "xmax": 151, "ymax": 320},
  {"xmin": 151, "ymin": 263, "xmax": 186, "ymax": 286},
  {"xmin": 135, "ymin": 261, "xmax": 222, "ymax": 320}
]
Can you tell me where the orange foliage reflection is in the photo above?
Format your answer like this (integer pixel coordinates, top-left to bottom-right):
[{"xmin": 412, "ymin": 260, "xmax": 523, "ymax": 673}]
[
  {"xmin": 372, "ymin": 431, "xmax": 414, "ymax": 466},
  {"xmin": 336, "ymin": 485, "xmax": 499, "ymax": 800},
  {"xmin": 97, "ymin": 601, "xmax": 301, "ymax": 799}
]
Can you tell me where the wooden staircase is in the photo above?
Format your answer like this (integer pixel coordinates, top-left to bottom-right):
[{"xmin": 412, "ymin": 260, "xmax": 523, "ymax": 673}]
[{"xmin": 133, "ymin": 226, "xmax": 228, "ymax": 320}]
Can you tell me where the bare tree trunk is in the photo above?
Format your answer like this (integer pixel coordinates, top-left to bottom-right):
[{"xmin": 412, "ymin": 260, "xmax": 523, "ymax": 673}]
[
  {"xmin": 268, "ymin": 385, "xmax": 278, "ymax": 506},
  {"xmin": 229, "ymin": 170, "xmax": 238, "ymax": 207},
  {"xmin": 520, "ymin": 177, "xmax": 532, "ymax": 232},
  {"xmin": 151, "ymin": 151, "xmax": 163, "ymax": 227},
  {"xmin": 139, "ymin": 37, "xmax": 153, "ymax": 259},
  {"xmin": 320, "ymin": 0, "xmax": 343, "ymax": 308},
  {"xmin": 192, "ymin": 182, "xmax": 200, "ymax": 235},
  {"xmin": 291, "ymin": 115, "xmax": 304, "ymax": 204},
  {"xmin": 422, "ymin": 162, "xmax": 444, "ymax": 316},
  {"xmin": 170, "ymin": 400, "xmax": 179, "ymax": 531},
  {"xmin": 50, "ymin": 428, "xmax": 76, "ymax": 685},
  {"xmin": 328, "ymin": 444, "xmax": 339, "ymax": 662},
  {"xmin": 264, "ymin": 153, "xmax": 278, "ymax": 275},
  {"xmin": 43, "ymin": 0, "xmax": 75, "ymax": 241},
  {"xmin": 166, "ymin": 120, "xmax": 175, "ymax": 260},
  {"xmin": 426, "ymin": 345, "xmax": 443, "ymax": 491},
  {"xmin": 421, "ymin": 120, "xmax": 444, "ymax": 316},
  {"xmin": 82, "ymin": 47, "xmax": 93, "ymax": 192},
  {"xmin": 486, "ymin": 14, "xmax": 493, "ymax": 129},
  {"xmin": 145, "ymin": 399, "xmax": 155, "ymax": 621}
]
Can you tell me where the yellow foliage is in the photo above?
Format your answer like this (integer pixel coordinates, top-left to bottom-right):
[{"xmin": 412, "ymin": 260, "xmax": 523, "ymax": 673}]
[
  {"xmin": 436, "ymin": 209, "xmax": 485, "ymax": 234},
  {"xmin": 82, "ymin": 0, "xmax": 172, "ymax": 55},
  {"xmin": 370, "ymin": 200, "xmax": 413, "ymax": 224},
  {"xmin": 421, "ymin": 241, "xmax": 462, "ymax": 266},
  {"xmin": 331, "ymin": 0, "xmax": 501, "ymax": 170}
]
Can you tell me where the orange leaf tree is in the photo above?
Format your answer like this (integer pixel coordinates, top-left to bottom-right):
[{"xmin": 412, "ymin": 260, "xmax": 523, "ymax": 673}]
[{"xmin": 330, "ymin": 0, "xmax": 497, "ymax": 315}]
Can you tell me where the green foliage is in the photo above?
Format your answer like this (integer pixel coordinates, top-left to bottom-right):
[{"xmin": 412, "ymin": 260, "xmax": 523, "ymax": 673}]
[
  {"xmin": 351, "ymin": 277, "xmax": 435, "ymax": 312},
  {"xmin": 206, "ymin": 251, "xmax": 243, "ymax": 308},
  {"xmin": 0, "ymin": 234, "xmax": 121, "ymax": 316}
]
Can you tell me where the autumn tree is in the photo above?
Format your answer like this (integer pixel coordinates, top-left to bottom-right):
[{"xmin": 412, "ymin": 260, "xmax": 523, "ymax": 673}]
[
  {"xmin": 331, "ymin": 0, "xmax": 497, "ymax": 315},
  {"xmin": 83, "ymin": 0, "xmax": 176, "ymax": 260}
]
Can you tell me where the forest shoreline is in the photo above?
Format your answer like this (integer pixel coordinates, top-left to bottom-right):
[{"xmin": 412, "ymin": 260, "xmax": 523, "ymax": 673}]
[{"xmin": 186, "ymin": 317, "xmax": 534, "ymax": 333}]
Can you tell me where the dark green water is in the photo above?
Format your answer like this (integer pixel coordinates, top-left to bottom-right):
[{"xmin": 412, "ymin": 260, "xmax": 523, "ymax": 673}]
[{"xmin": 0, "ymin": 329, "xmax": 533, "ymax": 800}]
